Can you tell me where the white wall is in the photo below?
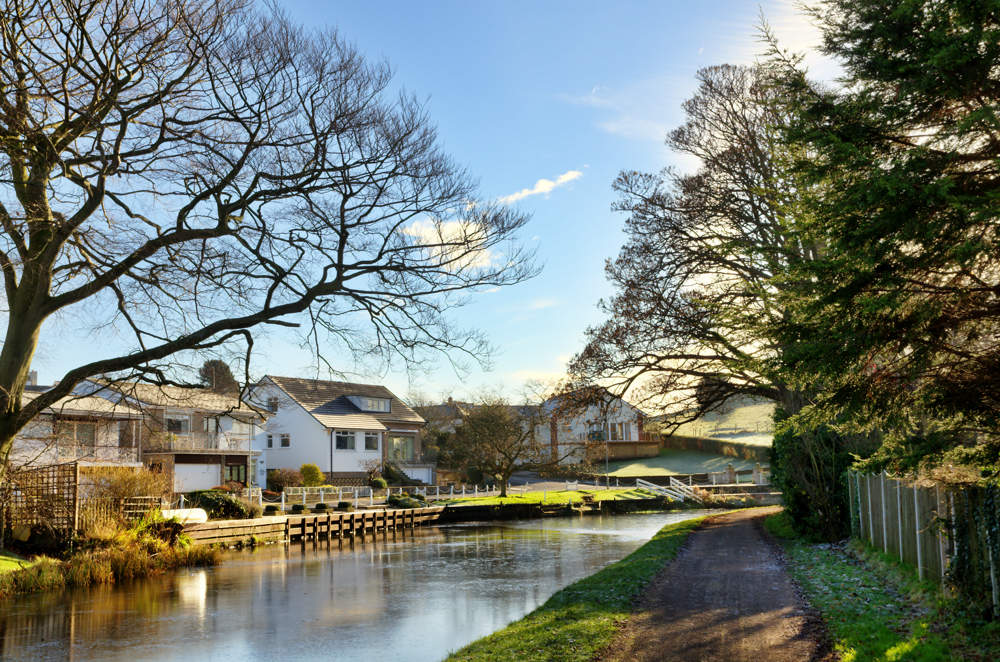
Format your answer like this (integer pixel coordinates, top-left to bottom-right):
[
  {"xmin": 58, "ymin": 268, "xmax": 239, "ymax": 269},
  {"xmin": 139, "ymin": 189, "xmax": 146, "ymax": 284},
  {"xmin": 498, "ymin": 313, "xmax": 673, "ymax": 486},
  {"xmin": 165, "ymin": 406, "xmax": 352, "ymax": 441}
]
[
  {"xmin": 248, "ymin": 382, "xmax": 382, "ymax": 475},
  {"xmin": 174, "ymin": 463, "xmax": 221, "ymax": 492},
  {"xmin": 539, "ymin": 397, "xmax": 646, "ymax": 465}
]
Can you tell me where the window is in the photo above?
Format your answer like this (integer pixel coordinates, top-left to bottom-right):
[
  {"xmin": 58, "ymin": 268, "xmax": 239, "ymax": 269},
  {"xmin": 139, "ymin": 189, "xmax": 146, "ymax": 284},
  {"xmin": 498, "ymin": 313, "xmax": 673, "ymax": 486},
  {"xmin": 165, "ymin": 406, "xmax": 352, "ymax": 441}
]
[
  {"xmin": 55, "ymin": 420, "xmax": 98, "ymax": 447},
  {"xmin": 388, "ymin": 435, "xmax": 415, "ymax": 462},
  {"xmin": 335, "ymin": 430, "xmax": 355, "ymax": 450},
  {"xmin": 231, "ymin": 420, "xmax": 249, "ymax": 434},
  {"xmin": 266, "ymin": 434, "xmax": 273, "ymax": 449},
  {"xmin": 359, "ymin": 397, "xmax": 390, "ymax": 412},
  {"xmin": 610, "ymin": 422, "xmax": 626, "ymax": 440},
  {"xmin": 203, "ymin": 417, "xmax": 219, "ymax": 434},
  {"xmin": 280, "ymin": 433, "xmax": 290, "ymax": 448},
  {"xmin": 165, "ymin": 412, "xmax": 190, "ymax": 435},
  {"xmin": 266, "ymin": 397, "xmax": 279, "ymax": 412},
  {"xmin": 364, "ymin": 432, "xmax": 379, "ymax": 451}
]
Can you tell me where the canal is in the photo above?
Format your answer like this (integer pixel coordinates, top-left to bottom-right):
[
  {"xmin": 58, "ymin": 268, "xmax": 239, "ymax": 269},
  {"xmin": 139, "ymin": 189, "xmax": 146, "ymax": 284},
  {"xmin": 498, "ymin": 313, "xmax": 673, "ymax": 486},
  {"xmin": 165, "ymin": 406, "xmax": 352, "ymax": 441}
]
[{"xmin": 0, "ymin": 510, "xmax": 718, "ymax": 661}]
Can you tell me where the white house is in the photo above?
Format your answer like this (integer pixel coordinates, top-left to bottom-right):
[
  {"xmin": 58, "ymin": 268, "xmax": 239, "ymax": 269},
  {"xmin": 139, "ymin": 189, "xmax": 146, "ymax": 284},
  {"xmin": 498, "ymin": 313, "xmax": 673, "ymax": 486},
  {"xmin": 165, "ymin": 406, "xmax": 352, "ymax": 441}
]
[
  {"xmin": 538, "ymin": 388, "xmax": 649, "ymax": 464},
  {"xmin": 248, "ymin": 376, "xmax": 430, "ymax": 486}
]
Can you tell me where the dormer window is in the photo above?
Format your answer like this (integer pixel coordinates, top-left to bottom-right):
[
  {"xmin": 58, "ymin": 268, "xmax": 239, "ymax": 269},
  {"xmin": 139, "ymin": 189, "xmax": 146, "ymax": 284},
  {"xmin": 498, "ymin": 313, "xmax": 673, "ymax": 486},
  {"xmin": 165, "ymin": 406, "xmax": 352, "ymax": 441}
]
[{"xmin": 350, "ymin": 396, "xmax": 389, "ymax": 412}]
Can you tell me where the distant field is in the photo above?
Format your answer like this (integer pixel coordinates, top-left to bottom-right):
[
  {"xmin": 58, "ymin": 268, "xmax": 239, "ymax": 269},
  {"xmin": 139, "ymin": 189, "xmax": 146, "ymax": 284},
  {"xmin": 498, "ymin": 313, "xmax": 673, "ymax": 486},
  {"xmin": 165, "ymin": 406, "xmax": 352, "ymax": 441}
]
[
  {"xmin": 599, "ymin": 448, "xmax": 759, "ymax": 477},
  {"xmin": 670, "ymin": 398, "xmax": 774, "ymax": 447}
]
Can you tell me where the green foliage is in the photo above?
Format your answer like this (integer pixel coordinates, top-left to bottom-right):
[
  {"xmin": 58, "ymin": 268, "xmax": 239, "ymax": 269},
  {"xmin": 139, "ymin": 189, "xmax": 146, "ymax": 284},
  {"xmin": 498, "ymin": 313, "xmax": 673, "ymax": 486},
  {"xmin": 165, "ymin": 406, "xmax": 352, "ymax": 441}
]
[
  {"xmin": 370, "ymin": 477, "xmax": 387, "ymax": 489},
  {"xmin": 313, "ymin": 502, "xmax": 329, "ymax": 512},
  {"xmin": 447, "ymin": 516, "xmax": 707, "ymax": 662},
  {"xmin": 290, "ymin": 503, "xmax": 305, "ymax": 514},
  {"xmin": 263, "ymin": 504, "xmax": 279, "ymax": 515},
  {"xmin": 300, "ymin": 463, "xmax": 324, "ymax": 487},
  {"xmin": 266, "ymin": 468, "xmax": 303, "ymax": 492},
  {"xmin": 770, "ymin": 414, "xmax": 875, "ymax": 541},
  {"xmin": 382, "ymin": 462, "xmax": 421, "ymax": 486},
  {"xmin": 186, "ymin": 490, "xmax": 249, "ymax": 520},
  {"xmin": 948, "ymin": 483, "xmax": 1000, "ymax": 614},
  {"xmin": 198, "ymin": 359, "xmax": 239, "ymax": 394},
  {"xmin": 336, "ymin": 501, "xmax": 353, "ymax": 511},
  {"xmin": 386, "ymin": 494, "xmax": 423, "ymax": 509}
]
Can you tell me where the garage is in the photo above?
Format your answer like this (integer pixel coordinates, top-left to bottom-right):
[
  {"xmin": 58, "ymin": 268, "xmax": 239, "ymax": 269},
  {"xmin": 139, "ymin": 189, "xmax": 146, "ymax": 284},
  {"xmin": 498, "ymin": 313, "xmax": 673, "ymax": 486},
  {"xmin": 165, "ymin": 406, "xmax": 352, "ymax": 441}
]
[{"xmin": 173, "ymin": 463, "xmax": 220, "ymax": 492}]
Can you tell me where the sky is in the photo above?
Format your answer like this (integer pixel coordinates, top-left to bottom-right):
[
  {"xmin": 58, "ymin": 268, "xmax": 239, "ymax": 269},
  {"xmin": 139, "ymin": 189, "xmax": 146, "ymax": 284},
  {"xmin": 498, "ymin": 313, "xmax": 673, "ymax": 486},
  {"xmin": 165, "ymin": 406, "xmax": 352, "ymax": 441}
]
[{"xmin": 30, "ymin": 1, "xmax": 837, "ymax": 402}]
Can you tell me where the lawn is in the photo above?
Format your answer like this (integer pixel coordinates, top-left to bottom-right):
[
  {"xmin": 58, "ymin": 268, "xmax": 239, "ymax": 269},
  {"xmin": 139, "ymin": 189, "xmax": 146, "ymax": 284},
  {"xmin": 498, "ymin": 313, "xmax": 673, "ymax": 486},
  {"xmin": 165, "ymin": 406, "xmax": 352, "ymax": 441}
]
[
  {"xmin": 671, "ymin": 397, "xmax": 774, "ymax": 446},
  {"xmin": 0, "ymin": 550, "xmax": 32, "ymax": 575},
  {"xmin": 440, "ymin": 488, "xmax": 659, "ymax": 507},
  {"xmin": 765, "ymin": 511, "xmax": 1000, "ymax": 661},
  {"xmin": 446, "ymin": 515, "xmax": 710, "ymax": 662},
  {"xmin": 599, "ymin": 448, "xmax": 759, "ymax": 477}
]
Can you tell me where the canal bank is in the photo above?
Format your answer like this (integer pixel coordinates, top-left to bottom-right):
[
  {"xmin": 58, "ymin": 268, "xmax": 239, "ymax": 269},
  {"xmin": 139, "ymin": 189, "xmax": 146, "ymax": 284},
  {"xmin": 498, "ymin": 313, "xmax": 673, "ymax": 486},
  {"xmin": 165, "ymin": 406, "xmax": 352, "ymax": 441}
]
[{"xmin": 0, "ymin": 511, "xmax": 722, "ymax": 661}]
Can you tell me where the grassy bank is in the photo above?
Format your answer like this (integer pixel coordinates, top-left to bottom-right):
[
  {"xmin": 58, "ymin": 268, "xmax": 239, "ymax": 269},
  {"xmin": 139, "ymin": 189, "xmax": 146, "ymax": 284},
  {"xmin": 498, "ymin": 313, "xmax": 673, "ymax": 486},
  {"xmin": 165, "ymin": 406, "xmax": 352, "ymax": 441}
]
[
  {"xmin": 440, "ymin": 487, "xmax": 658, "ymax": 507},
  {"xmin": 446, "ymin": 514, "xmax": 710, "ymax": 662},
  {"xmin": 765, "ymin": 512, "xmax": 1000, "ymax": 661},
  {"xmin": 0, "ymin": 549, "xmax": 34, "ymax": 574}
]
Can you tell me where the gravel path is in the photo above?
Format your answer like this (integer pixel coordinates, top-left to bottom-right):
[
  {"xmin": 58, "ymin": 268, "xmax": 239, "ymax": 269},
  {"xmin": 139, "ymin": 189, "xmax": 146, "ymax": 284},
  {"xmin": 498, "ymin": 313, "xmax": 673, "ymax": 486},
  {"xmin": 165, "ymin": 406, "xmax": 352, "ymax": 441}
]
[{"xmin": 600, "ymin": 507, "xmax": 833, "ymax": 662}]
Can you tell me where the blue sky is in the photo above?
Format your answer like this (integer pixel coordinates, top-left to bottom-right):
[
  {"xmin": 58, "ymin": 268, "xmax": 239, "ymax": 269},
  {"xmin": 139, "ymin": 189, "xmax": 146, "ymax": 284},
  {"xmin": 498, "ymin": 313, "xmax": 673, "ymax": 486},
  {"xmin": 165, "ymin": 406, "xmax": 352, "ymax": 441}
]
[{"xmin": 32, "ymin": 1, "xmax": 833, "ymax": 401}]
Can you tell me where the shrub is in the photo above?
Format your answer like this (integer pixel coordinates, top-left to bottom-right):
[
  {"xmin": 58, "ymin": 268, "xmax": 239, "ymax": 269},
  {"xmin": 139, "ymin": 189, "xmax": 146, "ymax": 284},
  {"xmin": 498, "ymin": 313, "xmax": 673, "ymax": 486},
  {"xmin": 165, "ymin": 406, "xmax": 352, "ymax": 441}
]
[
  {"xmin": 290, "ymin": 503, "xmax": 306, "ymax": 514},
  {"xmin": 186, "ymin": 490, "xmax": 249, "ymax": 520},
  {"xmin": 313, "ymin": 503, "xmax": 329, "ymax": 512},
  {"xmin": 300, "ymin": 463, "xmax": 324, "ymax": 487},
  {"xmin": 370, "ymin": 477, "xmax": 388, "ymax": 489},
  {"xmin": 80, "ymin": 466, "xmax": 171, "ymax": 501},
  {"xmin": 386, "ymin": 494, "xmax": 423, "ymax": 509},
  {"xmin": 336, "ymin": 501, "xmax": 353, "ymax": 511},
  {"xmin": 267, "ymin": 468, "xmax": 303, "ymax": 492},
  {"xmin": 382, "ymin": 461, "xmax": 421, "ymax": 486},
  {"xmin": 246, "ymin": 503, "xmax": 263, "ymax": 519},
  {"xmin": 263, "ymin": 504, "xmax": 279, "ymax": 515}
]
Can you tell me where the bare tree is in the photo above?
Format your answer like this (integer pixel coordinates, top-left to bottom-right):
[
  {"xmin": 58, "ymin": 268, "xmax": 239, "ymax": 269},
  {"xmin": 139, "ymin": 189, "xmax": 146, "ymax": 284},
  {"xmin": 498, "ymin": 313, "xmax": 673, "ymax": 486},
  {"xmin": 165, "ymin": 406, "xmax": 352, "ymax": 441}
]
[
  {"xmin": 0, "ymin": 0, "xmax": 535, "ymax": 473},
  {"xmin": 569, "ymin": 64, "xmax": 818, "ymax": 428}
]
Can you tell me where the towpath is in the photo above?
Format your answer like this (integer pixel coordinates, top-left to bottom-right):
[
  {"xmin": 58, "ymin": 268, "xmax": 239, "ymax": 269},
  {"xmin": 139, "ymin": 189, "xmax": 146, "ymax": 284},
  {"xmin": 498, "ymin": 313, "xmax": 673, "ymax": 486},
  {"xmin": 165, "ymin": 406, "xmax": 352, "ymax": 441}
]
[{"xmin": 600, "ymin": 507, "xmax": 833, "ymax": 662}]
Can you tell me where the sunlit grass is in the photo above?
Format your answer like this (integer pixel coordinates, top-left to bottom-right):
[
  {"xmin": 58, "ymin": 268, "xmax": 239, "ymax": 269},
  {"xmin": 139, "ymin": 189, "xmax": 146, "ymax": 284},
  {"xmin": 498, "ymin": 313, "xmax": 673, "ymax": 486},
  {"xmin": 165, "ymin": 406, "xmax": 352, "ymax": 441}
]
[
  {"xmin": 765, "ymin": 511, "xmax": 998, "ymax": 661},
  {"xmin": 445, "ymin": 515, "xmax": 710, "ymax": 662},
  {"xmin": 440, "ymin": 487, "xmax": 658, "ymax": 507}
]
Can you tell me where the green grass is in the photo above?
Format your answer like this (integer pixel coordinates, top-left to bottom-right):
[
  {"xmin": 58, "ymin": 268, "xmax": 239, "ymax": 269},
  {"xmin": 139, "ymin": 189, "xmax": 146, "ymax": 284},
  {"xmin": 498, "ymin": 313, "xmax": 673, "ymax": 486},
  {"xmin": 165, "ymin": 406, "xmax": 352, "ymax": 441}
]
[
  {"xmin": 671, "ymin": 397, "xmax": 774, "ymax": 445},
  {"xmin": 446, "ymin": 514, "xmax": 710, "ymax": 662},
  {"xmin": 601, "ymin": 448, "xmax": 759, "ymax": 477},
  {"xmin": 0, "ymin": 549, "xmax": 34, "ymax": 575},
  {"xmin": 440, "ymin": 488, "xmax": 658, "ymax": 507},
  {"xmin": 765, "ymin": 511, "xmax": 1000, "ymax": 661}
]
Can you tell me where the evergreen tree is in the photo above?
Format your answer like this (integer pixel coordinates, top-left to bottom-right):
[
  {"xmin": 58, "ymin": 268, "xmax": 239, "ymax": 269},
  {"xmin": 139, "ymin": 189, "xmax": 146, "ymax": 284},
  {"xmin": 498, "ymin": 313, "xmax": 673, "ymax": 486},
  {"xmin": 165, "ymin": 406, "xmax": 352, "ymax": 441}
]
[{"xmin": 198, "ymin": 360, "xmax": 239, "ymax": 395}]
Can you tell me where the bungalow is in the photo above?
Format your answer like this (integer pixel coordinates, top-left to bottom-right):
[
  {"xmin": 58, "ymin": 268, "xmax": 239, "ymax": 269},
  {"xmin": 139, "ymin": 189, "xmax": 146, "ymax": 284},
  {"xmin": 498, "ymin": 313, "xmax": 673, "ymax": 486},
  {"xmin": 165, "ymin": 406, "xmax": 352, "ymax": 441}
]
[
  {"xmin": 248, "ymin": 376, "xmax": 430, "ymax": 485},
  {"xmin": 9, "ymin": 374, "xmax": 144, "ymax": 468},
  {"xmin": 74, "ymin": 380, "xmax": 267, "ymax": 492},
  {"xmin": 539, "ymin": 387, "xmax": 651, "ymax": 465}
]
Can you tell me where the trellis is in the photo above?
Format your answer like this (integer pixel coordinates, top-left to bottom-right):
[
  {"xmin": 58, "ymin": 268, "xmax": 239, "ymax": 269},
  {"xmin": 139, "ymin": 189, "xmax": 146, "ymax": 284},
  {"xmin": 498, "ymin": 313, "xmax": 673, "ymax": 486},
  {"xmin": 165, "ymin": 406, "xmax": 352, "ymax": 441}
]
[{"xmin": 2, "ymin": 462, "xmax": 80, "ymax": 542}]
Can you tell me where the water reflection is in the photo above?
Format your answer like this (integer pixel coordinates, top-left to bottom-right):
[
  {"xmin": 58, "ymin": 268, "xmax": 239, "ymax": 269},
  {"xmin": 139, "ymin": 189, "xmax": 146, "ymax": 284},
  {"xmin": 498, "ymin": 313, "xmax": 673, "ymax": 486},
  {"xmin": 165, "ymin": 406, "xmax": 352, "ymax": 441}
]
[{"xmin": 0, "ymin": 510, "xmax": 718, "ymax": 662}]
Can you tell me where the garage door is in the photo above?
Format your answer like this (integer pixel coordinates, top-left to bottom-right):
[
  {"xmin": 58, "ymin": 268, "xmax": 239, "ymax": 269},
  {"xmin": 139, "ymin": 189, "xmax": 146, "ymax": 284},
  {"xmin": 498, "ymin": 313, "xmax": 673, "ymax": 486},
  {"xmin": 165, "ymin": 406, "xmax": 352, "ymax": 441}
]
[{"xmin": 174, "ymin": 464, "xmax": 220, "ymax": 492}]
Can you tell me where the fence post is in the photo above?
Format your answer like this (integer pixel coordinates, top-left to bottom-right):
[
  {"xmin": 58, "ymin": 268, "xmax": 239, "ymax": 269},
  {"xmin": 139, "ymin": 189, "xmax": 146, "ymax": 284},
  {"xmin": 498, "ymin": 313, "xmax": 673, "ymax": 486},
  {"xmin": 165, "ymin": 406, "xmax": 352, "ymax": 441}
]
[
  {"xmin": 302, "ymin": 491, "xmax": 306, "ymax": 506},
  {"xmin": 474, "ymin": 485, "xmax": 478, "ymax": 497},
  {"xmin": 867, "ymin": 473, "xmax": 875, "ymax": 543},
  {"xmin": 180, "ymin": 493, "xmax": 185, "ymax": 509},
  {"xmin": 897, "ymin": 477, "xmax": 903, "ymax": 559},
  {"xmin": 281, "ymin": 492, "xmax": 285, "ymax": 512},
  {"xmin": 369, "ymin": 490, "xmax": 374, "ymax": 507},
  {"xmin": 259, "ymin": 490, "xmax": 263, "ymax": 508},
  {"xmin": 936, "ymin": 485, "xmax": 947, "ymax": 581},
  {"xmin": 914, "ymin": 484, "xmax": 924, "ymax": 580},
  {"xmin": 320, "ymin": 489, "xmax": 324, "ymax": 505},
  {"xmin": 72, "ymin": 462, "xmax": 80, "ymax": 538},
  {"xmin": 881, "ymin": 471, "xmax": 889, "ymax": 552}
]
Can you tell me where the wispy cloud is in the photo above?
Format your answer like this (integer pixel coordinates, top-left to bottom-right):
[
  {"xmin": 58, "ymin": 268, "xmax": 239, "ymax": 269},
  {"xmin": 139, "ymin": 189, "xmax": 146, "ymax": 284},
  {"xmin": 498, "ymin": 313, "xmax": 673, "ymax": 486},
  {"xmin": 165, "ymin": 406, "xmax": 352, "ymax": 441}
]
[
  {"xmin": 526, "ymin": 298, "xmax": 557, "ymax": 311},
  {"xmin": 401, "ymin": 219, "xmax": 493, "ymax": 269},
  {"xmin": 499, "ymin": 170, "xmax": 582, "ymax": 205},
  {"xmin": 559, "ymin": 77, "xmax": 681, "ymax": 145}
]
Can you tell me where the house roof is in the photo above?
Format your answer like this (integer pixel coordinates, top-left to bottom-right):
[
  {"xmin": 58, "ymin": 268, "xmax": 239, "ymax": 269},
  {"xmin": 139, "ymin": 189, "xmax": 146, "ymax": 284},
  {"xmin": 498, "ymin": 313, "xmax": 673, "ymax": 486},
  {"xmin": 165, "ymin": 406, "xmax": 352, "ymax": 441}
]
[
  {"xmin": 87, "ymin": 380, "xmax": 265, "ymax": 418},
  {"xmin": 22, "ymin": 390, "xmax": 144, "ymax": 419},
  {"xmin": 263, "ymin": 375, "xmax": 424, "ymax": 430}
]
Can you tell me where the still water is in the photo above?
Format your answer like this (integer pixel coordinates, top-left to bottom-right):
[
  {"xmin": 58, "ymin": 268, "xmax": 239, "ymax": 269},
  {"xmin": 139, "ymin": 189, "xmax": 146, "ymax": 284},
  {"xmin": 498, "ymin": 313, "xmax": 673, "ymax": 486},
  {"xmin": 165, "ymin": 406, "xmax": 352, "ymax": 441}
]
[{"xmin": 0, "ymin": 510, "xmax": 717, "ymax": 662}]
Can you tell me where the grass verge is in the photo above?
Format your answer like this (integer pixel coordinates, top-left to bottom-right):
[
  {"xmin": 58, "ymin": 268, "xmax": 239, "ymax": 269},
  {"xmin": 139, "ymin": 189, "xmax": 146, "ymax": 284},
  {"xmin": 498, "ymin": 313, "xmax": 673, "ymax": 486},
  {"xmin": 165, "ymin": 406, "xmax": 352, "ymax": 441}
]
[
  {"xmin": 439, "ymin": 488, "xmax": 659, "ymax": 507},
  {"xmin": 765, "ymin": 511, "xmax": 1000, "ymax": 662},
  {"xmin": 0, "ymin": 549, "xmax": 35, "ymax": 575},
  {"xmin": 445, "ymin": 514, "xmax": 710, "ymax": 662}
]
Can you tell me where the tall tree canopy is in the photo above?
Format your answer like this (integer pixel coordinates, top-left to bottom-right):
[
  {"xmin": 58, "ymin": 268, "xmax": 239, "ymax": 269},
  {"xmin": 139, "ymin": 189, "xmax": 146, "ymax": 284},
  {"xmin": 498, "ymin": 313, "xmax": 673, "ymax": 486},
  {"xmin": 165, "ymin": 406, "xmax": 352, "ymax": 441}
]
[
  {"xmin": 570, "ymin": 64, "xmax": 818, "ymax": 426},
  {"xmin": 198, "ymin": 359, "xmax": 238, "ymax": 394},
  {"xmin": 0, "ymin": 0, "xmax": 534, "ymax": 470},
  {"xmin": 773, "ymin": 0, "xmax": 1000, "ymax": 470}
]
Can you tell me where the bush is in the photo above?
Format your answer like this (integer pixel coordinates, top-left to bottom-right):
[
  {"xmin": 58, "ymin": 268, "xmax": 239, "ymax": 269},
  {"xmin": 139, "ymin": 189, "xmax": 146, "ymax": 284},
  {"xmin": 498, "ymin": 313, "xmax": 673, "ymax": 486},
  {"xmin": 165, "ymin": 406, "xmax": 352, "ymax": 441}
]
[
  {"xmin": 300, "ymin": 463, "xmax": 324, "ymax": 487},
  {"xmin": 370, "ymin": 477, "xmax": 388, "ymax": 489},
  {"xmin": 80, "ymin": 466, "xmax": 171, "ymax": 501},
  {"xmin": 336, "ymin": 501, "xmax": 353, "ymax": 511},
  {"xmin": 770, "ymin": 413, "xmax": 876, "ymax": 541},
  {"xmin": 263, "ymin": 504, "xmax": 279, "ymax": 515},
  {"xmin": 186, "ymin": 490, "xmax": 249, "ymax": 520},
  {"xmin": 246, "ymin": 503, "xmax": 263, "ymax": 519},
  {"xmin": 313, "ymin": 503, "xmax": 329, "ymax": 512},
  {"xmin": 386, "ymin": 494, "xmax": 423, "ymax": 509},
  {"xmin": 290, "ymin": 503, "xmax": 306, "ymax": 514},
  {"xmin": 267, "ymin": 468, "xmax": 302, "ymax": 492},
  {"xmin": 382, "ymin": 461, "xmax": 421, "ymax": 486}
]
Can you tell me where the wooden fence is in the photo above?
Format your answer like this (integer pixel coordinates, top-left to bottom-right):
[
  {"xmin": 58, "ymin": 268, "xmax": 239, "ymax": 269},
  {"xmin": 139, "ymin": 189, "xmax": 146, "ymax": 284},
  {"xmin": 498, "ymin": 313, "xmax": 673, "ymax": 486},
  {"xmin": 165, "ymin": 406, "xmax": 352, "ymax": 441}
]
[
  {"xmin": 848, "ymin": 471, "xmax": 1000, "ymax": 614},
  {"xmin": 1, "ymin": 462, "xmax": 163, "ymax": 547}
]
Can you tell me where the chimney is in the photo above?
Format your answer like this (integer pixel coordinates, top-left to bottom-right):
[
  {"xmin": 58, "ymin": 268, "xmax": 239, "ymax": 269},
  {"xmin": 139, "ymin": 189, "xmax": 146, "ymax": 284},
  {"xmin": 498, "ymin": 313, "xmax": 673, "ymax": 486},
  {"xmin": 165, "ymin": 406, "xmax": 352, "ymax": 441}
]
[{"xmin": 27, "ymin": 370, "xmax": 37, "ymax": 386}]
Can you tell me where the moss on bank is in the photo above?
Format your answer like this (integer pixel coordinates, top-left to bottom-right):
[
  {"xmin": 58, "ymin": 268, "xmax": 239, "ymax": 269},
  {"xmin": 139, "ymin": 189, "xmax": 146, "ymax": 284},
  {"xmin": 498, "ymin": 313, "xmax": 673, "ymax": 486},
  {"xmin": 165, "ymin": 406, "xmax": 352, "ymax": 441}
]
[
  {"xmin": 446, "ymin": 515, "xmax": 709, "ymax": 662},
  {"xmin": 765, "ymin": 511, "xmax": 1000, "ymax": 661}
]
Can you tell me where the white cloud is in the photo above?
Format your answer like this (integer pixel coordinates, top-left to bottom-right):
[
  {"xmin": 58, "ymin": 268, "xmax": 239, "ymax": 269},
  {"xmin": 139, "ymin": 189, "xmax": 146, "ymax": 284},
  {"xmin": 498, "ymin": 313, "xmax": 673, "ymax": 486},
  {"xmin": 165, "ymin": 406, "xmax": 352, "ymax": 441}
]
[
  {"xmin": 401, "ymin": 219, "xmax": 493, "ymax": 269},
  {"xmin": 526, "ymin": 298, "xmax": 557, "ymax": 311},
  {"xmin": 498, "ymin": 170, "xmax": 582, "ymax": 205}
]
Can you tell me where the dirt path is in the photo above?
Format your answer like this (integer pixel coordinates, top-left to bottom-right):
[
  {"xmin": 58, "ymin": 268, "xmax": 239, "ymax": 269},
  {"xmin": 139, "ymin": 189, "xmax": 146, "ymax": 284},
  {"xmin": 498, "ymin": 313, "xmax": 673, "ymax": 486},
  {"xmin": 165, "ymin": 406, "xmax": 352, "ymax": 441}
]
[{"xmin": 601, "ymin": 507, "xmax": 832, "ymax": 662}]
